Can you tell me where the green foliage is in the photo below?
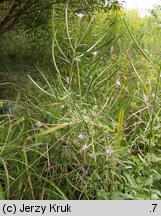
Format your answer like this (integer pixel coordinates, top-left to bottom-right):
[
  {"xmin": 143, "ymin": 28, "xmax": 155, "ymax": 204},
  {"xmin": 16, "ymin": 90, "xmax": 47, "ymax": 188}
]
[
  {"xmin": 0, "ymin": 5, "xmax": 161, "ymax": 200},
  {"xmin": 0, "ymin": 0, "xmax": 124, "ymax": 36}
]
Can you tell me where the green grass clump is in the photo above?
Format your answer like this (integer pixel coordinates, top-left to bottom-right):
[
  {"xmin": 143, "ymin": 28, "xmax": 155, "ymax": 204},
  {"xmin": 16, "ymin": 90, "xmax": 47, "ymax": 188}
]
[{"xmin": 0, "ymin": 7, "xmax": 161, "ymax": 200}]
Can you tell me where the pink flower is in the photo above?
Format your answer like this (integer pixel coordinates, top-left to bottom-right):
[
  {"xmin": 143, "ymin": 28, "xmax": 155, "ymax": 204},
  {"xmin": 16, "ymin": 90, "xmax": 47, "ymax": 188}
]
[
  {"xmin": 143, "ymin": 94, "xmax": 148, "ymax": 103},
  {"xmin": 92, "ymin": 14, "xmax": 96, "ymax": 20},
  {"xmin": 92, "ymin": 51, "xmax": 98, "ymax": 56},
  {"xmin": 35, "ymin": 121, "xmax": 43, "ymax": 128},
  {"xmin": 116, "ymin": 79, "xmax": 121, "ymax": 87},
  {"xmin": 76, "ymin": 13, "xmax": 85, "ymax": 18},
  {"xmin": 106, "ymin": 145, "xmax": 114, "ymax": 157}
]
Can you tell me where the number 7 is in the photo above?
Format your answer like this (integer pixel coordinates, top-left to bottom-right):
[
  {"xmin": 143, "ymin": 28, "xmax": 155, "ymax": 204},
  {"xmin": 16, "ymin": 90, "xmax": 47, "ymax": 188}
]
[{"xmin": 152, "ymin": 204, "xmax": 157, "ymax": 212}]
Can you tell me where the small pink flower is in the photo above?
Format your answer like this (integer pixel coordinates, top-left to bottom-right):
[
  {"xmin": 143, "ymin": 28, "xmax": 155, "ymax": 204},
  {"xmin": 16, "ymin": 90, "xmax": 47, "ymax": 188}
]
[
  {"xmin": 78, "ymin": 133, "xmax": 87, "ymax": 141},
  {"xmin": 76, "ymin": 13, "xmax": 85, "ymax": 18},
  {"xmin": 106, "ymin": 145, "xmax": 114, "ymax": 157},
  {"xmin": 92, "ymin": 14, "xmax": 96, "ymax": 20},
  {"xmin": 143, "ymin": 94, "xmax": 148, "ymax": 103},
  {"xmin": 116, "ymin": 79, "xmax": 121, "ymax": 87},
  {"xmin": 92, "ymin": 51, "xmax": 98, "ymax": 56},
  {"xmin": 35, "ymin": 121, "xmax": 43, "ymax": 128}
]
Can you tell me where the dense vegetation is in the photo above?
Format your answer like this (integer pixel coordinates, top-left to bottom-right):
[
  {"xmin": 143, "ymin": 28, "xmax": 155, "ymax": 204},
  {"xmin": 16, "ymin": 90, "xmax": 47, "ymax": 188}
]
[{"xmin": 0, "ymin": 1, "xmax": 160, "ymax": 200}]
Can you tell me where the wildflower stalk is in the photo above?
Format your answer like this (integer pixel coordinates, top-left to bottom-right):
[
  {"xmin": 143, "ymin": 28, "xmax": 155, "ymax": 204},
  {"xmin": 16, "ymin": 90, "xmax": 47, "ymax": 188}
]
[
  {"xmin": 65, "ymin": 3, "xmax": 82, "ymax": 96},
  {"xmin": 75, "ymin": 18, "xmax": 93, "ymax": 49},
  {"xmin": 115, "ymin": 110, "xmax": 124, "ymax": 147},
  {"xmin": 65, "ymin": 3, "xmax": 74, "ymax": 53},
  {"xmin": 52, "ymin": 6, "xmax": 67, "ymax": 93},
  {"xmin": 148, "ymin": 66, "xmax": 161, "ymax": 199}
]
